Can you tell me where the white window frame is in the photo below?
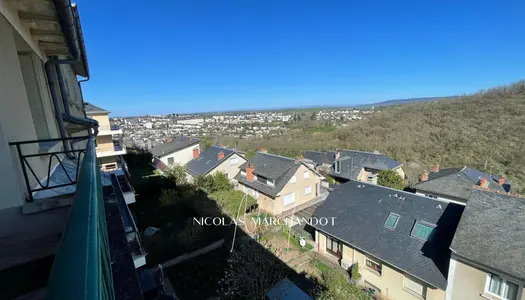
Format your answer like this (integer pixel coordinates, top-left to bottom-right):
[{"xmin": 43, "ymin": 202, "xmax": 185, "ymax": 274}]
[
  {"xmin": 241, "ymin": 170, "xmax": 246, "ymax": 177},
  {"xmin": 484, "ymin": 273, "xmax": 520, "ymax": 300},
  {"xmin": 283, "ymin": 192, "xmax": 296, "ymax": 206},
  {"xmin": 230, "ymin": 157, "xmax": 239, "ymax": 165},
  {"xmin": 290, "ymin": 175, "xmax": 296, "ymax": 183},
  {"xmin": 305, "ymin": 186, "xmax": 312, "ymax": 195},
  {"xmin": 303, "ymin": 170, "xmax": 309, "ymax": 179},
  {"xmin": 365, "ymin": 256, "xmax": 382, "ymax": 276},
  {"xmin": 167, "ymin": 157, "xmax": 174, "ymax": 165},
  {"xmin": 404, "ymin": 275, "xmax": 424, "ymax": 296},
  {"xmin": 254, "ymin": 191, "xmax": 259, "ymax": 198},
  {"xmin": 335, "ymin": 161, "xmax": 341, "ymax": 173}
]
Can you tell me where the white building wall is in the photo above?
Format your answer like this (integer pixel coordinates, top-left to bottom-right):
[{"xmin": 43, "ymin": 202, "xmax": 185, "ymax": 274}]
[
  {"xmin": 160, "ymin": 144, "xmax": 200, "ymax": 167},
  {"xmin": 0, "ymin": 17, "xmax": 39, "ymax": 208}
]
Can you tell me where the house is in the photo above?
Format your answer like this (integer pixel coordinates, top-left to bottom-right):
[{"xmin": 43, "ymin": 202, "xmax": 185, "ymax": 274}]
[
  {"xmin": 303, "ymin": 150, "xmax": 336, "ymax": 173},
  {"xmin": 85, "ymin": 102, "xmax": 126, "ymax": 171},
  {"xmin": 410, "ymin": 165, "xmax": 510, "ymax": 204},
  {"xmin": 185, "ymin": 145, "xmax": 246, "ymax": 181},
  {"xmin": 328, "ymin": 150, "xmax": 404, "ymax": 184},
  {"xmin": 312, "ymin": 181, "xmax": 464, "ymax": 300},
  {"xmin": 235, "ymin": 152, "xmax": 324, "ymax": 216},
  {"xmin": 446, "ymin": 189, "xmax": 525, "ymax": 300},
  {"xmin": 150, "ymin": 135, "xmax": 200, "ymax": 170},
  {"xmin": 0, "ymin": 1, "xmax": 145, "ymax": 298}
]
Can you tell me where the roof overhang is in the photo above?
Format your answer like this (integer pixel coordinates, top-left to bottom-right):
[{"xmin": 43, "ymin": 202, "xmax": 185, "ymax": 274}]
[{"xmin": 1, "ymin": 0, "xmax": 89, "ymax": 77}]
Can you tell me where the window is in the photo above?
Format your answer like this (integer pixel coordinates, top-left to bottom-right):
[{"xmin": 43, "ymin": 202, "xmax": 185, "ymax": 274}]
[
  {"xmin": 267, "ymin": 179, "xmax": 275, "ymax": 187},
  {"xmin": 384, "ymin": 213, "xmax": 400, "ymax": 229},
  {"xmin": 334, "ymin": 161, "xmax": 341, "ymax": 173},
  {"xmin": 305, "ymin": 186, "xmax": 312, "ymax": 195},
  {"xmin": 365, "ymin": 257, "xmax": 382, "ymax": 275},
  {"xmin": 254, "ymin": 191, "xmax": 259, "ymax": 198},
  {"xmin": 304, "ymin": 171, "xmax": 309, "ymax": 179},
  {"xmin": 326, "ymin": 236, "xmax": 340, "ymax": 256},
  {"xmin": 241, "ymin": 170, "xmax": 246, "ymax": 177},
  {"xmin": 485, "ymin": 274, "xmax": 519, "ymax": 300},
  {"xmin": 290, "ymin": 175, "xmax": 296, "ymax": 183},
  {"xmin": 411, "ymin": 221, "xmax": 435, "ymax": 241},
  {"xmin": 230, "ymin": 157, "xmax": 239, "ymax": 165},
  {"xmin": 168, "ymin": 157, "xmax": 174, "ymax": 165},
  {"xmin": 404, "ymin": 275, "xmax": 424, "ymax": 296},
  {"xmin": 284, "ymin": 192, "xmax": 295, "ymax": 206}
]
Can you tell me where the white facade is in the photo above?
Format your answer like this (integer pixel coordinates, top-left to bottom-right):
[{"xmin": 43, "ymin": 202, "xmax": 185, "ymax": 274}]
[{"xmin": 159, "ymin": 144, "xmax": 200, "ymax": 167}]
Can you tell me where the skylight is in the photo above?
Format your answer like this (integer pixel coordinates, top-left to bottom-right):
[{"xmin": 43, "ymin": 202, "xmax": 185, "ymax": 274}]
[
  {"xmin": 384, "ymin": 213, "xmax": 400, "ymax": 229},
  {"xmin": 411, "ymin": 221, "xmax": 435, "ymax": 241}
]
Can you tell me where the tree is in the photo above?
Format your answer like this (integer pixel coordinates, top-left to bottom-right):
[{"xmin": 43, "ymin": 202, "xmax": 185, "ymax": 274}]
[
  {"xmin": 220, "ymin": 240, "xmax": 287, "ymax": 299},
  {"xmin": 165, "ymin": 164, "xmax": 188, "ymax": 186},
  {"xmin": 245, "ymin": 149, "xmax": 256, "ymax": 159},
  {"xmin": 377, "ymin": 170, "xmax": 405, "ymax": 190},
  {"xmin": 210, "ymin": 171, "xmax": 232, "ymax": 192}
]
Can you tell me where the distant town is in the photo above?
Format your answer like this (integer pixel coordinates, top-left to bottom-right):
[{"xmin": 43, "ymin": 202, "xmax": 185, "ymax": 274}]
[{"xmin": 114, "ymin": 108, "xmax": 376, "ymax": 148}]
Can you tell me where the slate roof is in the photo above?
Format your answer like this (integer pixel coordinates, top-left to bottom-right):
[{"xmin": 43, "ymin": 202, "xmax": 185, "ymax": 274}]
[
  {"xmin": 303, "ymin": 151, "xmax": 336, "ymax": 166},
  {"xmin": 411, "ymin": 167, "xmax": 508, "ymax": 200},
  {"xmin": 450, "ymin": 189, "xmax": 525, "ymax": 282},
  {"xmin": 328, "ymin": 156, "xmax": 364, "ymax": 180},
  {"xmin": 185, "ymin": 145, "xmax": 242, "ymax": 176},
  {"xmin": 150, "ymin": 136, "xmax": 200, "ymax": 157},
  {"xmin": 312, "ymin": 181, "xmax": 464, "ymax": 289},
  {"xmin": 84, "ymin": 102, "xmax": 109, "ymax": 114},
  {"xmin": 234, "ymin": 152, "xmax": 303, "ymax": 197}
]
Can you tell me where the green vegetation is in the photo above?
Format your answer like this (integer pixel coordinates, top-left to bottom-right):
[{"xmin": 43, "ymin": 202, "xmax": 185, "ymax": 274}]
[
  {"xmin": 220, "ymin": 81, "xmax": 525, "ymax": 193},
  {"xmin": 163, "ymin": 164, "xmax": 187, "ymax": 186},
  {"xmin": 377, "ymin": 169, "xmax": 405, "ymax": 190},
  {"xmin": 311, "ymin": 258, "xmax": 370, "ymax": 300},
  {"xmin": 209, "ymin": 189, "xmax": 257, "ymax": 217}
]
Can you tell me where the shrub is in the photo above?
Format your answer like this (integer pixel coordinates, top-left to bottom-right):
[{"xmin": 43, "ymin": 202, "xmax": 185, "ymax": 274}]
[
  {"xmin": 165, "ymin": 164, "xmax": 188, "ymax": 186},
  {"xmin": 377, "ymin": 169, "xmax": 405, "ymax": 190}
]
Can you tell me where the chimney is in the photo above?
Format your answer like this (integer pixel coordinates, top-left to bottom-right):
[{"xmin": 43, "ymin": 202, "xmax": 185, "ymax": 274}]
[
  {"xmin": 167, "ymin": 138, "xmax": 173, "ymax": 142},
  {"xmin": 193, "ymin": 147, "xmax": 200, "ymax": 159},
  {"xmin": 433, "ymin": 163, "xmax": 439, "ymax": 173},
  {"xmin": 295, "ymin": 155, "xmax": 303, "ymax": 164},
  {"xmin": 421, "ymin": 170, "xmax": 429, "ymax": 181},
  {"xmin": 499, "ymin": 176, "xmax": 505, "ymax": 185},
  {"xmin": 218, "ymin": 151, "xmax": 224, "ymax": 160},
  {"xmin": 479, "ymin": 177, "xmax": 489, "ymax": 189},
  {"xmin": 246, "ymin": 164, "xmax": 255, "ymax": 181},
  {"xmin": 259, "ymin": 148, "xmax": 267, "ymax": 153},
  {"xmin": 219, "ymin": 144, "xmax": 225, "ymax": 148}
]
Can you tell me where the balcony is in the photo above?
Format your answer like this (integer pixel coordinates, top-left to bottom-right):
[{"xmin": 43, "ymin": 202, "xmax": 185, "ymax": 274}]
[
  {"xmin": 98, "ymin": 125, "xmax": 123, "ymax": 136},
  {"xmin": 3, "ymin": 136, "xmax": 145, "ymax": 299},
  {"xmin": 96, "ymin": 140, "xmax": 127, "ymax": 158},
  {"xmin": 102, "ymin": 157, "xmax": 136, "ymax": 204}
]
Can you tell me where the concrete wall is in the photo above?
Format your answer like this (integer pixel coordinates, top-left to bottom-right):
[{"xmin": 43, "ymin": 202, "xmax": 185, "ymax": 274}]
[
  {"xmin": 209, "ymin": 153, "xmax": 246, "ymax": 180},
  {"xmin": 316, "ymin": 230, "xmax": 445, "ymax": 300},
  {"xmin": 0, "ymin": 16, "xmax": 41, "ymax": 208},
  {"xmin": 160, "ymin": 144, "xmax": 200, "ymax": 167},
  {"xmin": 447, "ymin": 258, "xmax": 525, "ymax": 300},
  {"xmin": 96, "ymin": 135, "xmax": 115, "ymax": 152},
  {"xmin": 90, "ymin": 113, "xmax": 111, "ymax": 129}
]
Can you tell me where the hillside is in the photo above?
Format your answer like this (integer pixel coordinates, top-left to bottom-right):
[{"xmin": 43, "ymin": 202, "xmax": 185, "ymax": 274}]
[{"xmin": 223, "ymin": 81, "xmax": 525, "ymax": 193}]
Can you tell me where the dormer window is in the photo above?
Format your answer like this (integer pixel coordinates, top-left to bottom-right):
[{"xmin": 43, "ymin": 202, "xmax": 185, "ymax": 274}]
[
  {"xmin": 334, "ymin": 161, "xmax": 341, "ymax": 173},
  {"xmin": 411, "ymin": 221, "xmax": 435, "ymax": 241}
]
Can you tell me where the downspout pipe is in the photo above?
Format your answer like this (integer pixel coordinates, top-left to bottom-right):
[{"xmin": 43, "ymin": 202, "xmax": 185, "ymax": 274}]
[{"xmin": 44, "ymin": 0, "xmax": 95, "ymax": 157}]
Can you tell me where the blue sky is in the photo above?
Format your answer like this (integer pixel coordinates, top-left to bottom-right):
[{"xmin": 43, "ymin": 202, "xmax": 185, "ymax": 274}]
[{"xmin": 78, "ymin": 0, "xmax": 525, "ymax": 116}]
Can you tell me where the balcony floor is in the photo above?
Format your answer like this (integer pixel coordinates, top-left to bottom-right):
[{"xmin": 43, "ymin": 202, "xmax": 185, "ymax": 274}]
[{"xmin": 0, "ymin": 203, "xmax": 71, "ymax": 271}]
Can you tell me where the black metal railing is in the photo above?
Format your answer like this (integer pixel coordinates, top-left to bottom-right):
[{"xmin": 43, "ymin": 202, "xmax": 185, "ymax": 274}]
[{"xmin": 9, "ymin": 136, "xmax": 90, "ymax": 202}]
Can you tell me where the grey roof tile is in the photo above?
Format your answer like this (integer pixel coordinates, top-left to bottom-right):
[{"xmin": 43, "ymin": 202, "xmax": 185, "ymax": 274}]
[
  {"xmin": 411, "ymin": 167, "xmax": 507, "ymax": 200},
  {"xmin": 450, "ymin": 189, "xmax": 525, "ymax": 281},
  {"xmin": 338, "ymin": 150, "xmax": 402, "ymax": 170},
  {"xmin": 150, "ymin": 136, "xmax": 200, "ymax": 157},
  {"xmin": 312, "ymin": 181, "xmax": 464, "ymax": 289},
  {"xmin": 185, "ymin": 146, "xmax": 241, "ymax": 176},
  {"xmin": 303, "ymin": 151, "xmax": 335, "ymax": 166},
  {"xmin": 84, "ymin": 102, "xmax": 109, "ymax": 114}
]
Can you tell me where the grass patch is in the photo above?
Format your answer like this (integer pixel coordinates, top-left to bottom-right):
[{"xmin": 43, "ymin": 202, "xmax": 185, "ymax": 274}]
[{"xmin": 209, "ymin": 189, "xmax": 257, "ymax": 217}]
